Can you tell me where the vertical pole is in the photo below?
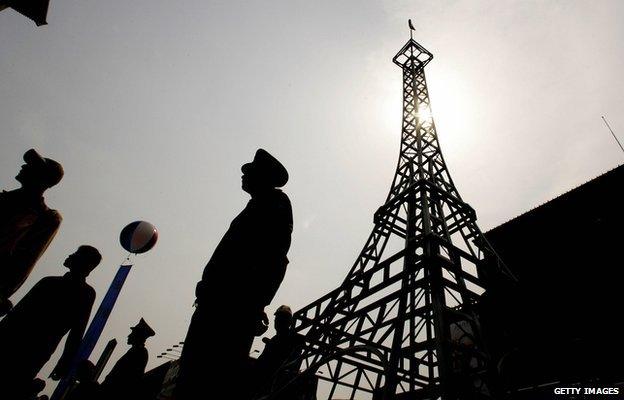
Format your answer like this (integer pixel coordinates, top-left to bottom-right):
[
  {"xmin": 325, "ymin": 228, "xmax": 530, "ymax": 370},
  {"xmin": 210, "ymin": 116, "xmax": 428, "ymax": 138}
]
[{"xmin": 51, "ymin": 264, "xmax": 133, "ymax": 400}]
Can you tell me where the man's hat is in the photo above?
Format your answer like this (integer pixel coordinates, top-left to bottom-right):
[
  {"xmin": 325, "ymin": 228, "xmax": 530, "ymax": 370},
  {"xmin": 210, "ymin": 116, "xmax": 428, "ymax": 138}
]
[
  {"xmin": 241, "ymin": 149, "xmax": 289, "ymax": 188},
  {"xmin": 23, "ymin": 149, "xmax": 64, "ymax": 187},
  {"xmin": 131, "ymin": 318, "xmax": 156, "ymax": 339},
  {"xmin": 274, "ymin": 305, "xmax": 293, "ymax": 317}
]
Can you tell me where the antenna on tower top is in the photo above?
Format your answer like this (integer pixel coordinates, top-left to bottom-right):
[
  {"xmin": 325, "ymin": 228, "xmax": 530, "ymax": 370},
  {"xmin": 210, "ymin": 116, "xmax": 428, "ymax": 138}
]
[
  {"xmin": 601, "ymin": 115, "xmax": 624, "ymax": 156},
  {"xmin": 408, "ymin": 19, "xmax": 415, "ymax": 40}
]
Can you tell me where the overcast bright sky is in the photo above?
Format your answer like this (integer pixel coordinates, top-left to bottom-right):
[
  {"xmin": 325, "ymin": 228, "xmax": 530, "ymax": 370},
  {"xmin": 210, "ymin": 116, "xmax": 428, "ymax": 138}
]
[{"xmin": 1, "ymin": 0, "xmax": 623, "ymax": 395}]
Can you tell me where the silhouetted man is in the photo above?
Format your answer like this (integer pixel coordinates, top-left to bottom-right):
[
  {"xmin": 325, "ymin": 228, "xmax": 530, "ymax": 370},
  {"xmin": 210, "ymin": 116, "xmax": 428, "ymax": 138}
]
[
  {"xmin": 0, "ymin": 149, "xmax": 63, "ymax": 315},
  {"xmin": 0, "ymin": 245, "xmax": 101, "ymax": 399},
  {"xmin": 252, "ymin": 305, "xmax": 305, "ymax": 398},
  {"xmin": 100, "ymin": 318, "xmax": 155, "ymax": 400},
  {"xmin": 175, "ymin": 149, "xmax": 293, "ymax": 400}
]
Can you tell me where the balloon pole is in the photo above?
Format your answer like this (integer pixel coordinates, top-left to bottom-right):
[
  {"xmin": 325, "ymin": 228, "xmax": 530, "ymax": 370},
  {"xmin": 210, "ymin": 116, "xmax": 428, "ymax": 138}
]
[
  {"xmin": 51, "ymin": 258, "xmax": 134, "ymax": 400},
  {"xmin": 75, "ymin": 261, "xmax": 133, "ymax": 360}
]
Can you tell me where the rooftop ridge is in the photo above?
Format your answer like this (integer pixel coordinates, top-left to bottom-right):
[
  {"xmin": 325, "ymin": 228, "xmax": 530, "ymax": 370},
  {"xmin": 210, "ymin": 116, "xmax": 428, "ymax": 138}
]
[{"xmin": 487, "ymin": 164, "xmax": 624, "ymax": 232}]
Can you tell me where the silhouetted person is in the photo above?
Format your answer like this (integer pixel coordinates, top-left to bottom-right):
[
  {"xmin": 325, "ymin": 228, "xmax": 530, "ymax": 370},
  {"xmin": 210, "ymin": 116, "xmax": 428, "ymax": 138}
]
[
  {"xmin": 100, "ymin": 318, "xmax": 155, "ymax": 400},
  {"xmin": 252, "ymin": 305, "xmax": 304, "ymax": 398},
  {"xmin": 0, "ymin": 245, "xmax": 101, "ymax": 399},
  {"xmin": 0, "ymin": 149, "xmax": 63, "ymax": 316},
  {"xmin": 64, "ymin": 360, "xmax": 101, "ymax": 400},
  {"xmin": 175, "ymin": 149, "xmax": 293, "ymax": 400},
  {"xmin": 24, "ymin": 378, "xmax": 46, "ymax": 400}
]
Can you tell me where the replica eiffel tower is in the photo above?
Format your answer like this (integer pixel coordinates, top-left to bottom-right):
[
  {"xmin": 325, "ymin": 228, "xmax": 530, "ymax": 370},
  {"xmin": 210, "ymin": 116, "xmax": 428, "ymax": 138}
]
[{"xmin": 273, "ymin": 26, "xmax": 514, "ymax": 400}]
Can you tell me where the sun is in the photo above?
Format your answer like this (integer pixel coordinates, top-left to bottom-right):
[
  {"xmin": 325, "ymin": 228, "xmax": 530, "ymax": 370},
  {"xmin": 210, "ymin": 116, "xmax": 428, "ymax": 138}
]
[{"xmin": 416, "ymin": 104, "xmax": 432, "ymax": 122}]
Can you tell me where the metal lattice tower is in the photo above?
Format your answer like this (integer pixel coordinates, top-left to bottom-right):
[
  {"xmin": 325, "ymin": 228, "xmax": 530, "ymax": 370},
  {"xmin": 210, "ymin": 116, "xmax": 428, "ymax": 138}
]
[{"xmin": 274, "ymin": 34, "xmax": 514, "ymax": 400}]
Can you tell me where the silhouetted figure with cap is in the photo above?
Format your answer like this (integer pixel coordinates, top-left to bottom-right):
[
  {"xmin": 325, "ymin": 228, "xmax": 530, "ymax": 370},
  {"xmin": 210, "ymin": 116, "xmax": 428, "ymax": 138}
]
[
  {"xmin": 175, "ymin": 149, "xmax": 293, "ymax": 400},
  {"xmin": 0, "ymin": 149, "xmax": 64, "ymax": 316},
  {"xmin": 100, "ymin": 318, "xmax": 155, "ymax": 400},
  {"xmin": 0, "ymin": 245, "xmax": 101, "ymax": 399},
  {"xmin": 64, "ymin": 360, "xmax": 101, "ymax": 400},
  {"xmin": 252, "ymin": 305, "xmax": 305, "ymax": 398}
]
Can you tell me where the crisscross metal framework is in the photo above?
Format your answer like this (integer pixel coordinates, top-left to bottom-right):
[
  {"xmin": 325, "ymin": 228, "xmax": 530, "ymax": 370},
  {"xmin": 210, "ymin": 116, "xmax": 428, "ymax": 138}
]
[{"xmin": 279, "ymin": 38, "xmax": 512, "ymax": 400}]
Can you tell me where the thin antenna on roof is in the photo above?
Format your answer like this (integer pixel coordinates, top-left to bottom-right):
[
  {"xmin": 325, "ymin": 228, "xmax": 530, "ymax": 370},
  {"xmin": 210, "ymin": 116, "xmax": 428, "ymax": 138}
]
[
  {"xmin": 602, "ymin": 116, "xmax": 624, "ymax": 155},
  {"xmin": 408, "ymin": 19, "xmax": 415, "ymax": 40}
]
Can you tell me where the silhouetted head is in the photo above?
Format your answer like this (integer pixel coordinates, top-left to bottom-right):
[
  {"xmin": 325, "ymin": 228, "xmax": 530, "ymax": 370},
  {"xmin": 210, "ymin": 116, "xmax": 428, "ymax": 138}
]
[
  {"xmin": 127, "ymin": 318, "xmax": 155, "ymax": 346},
  {"xmin": 274, "ymin": 305, "xmax": 293, "ymax": 335},
  {"xmin": 75, "ymin": 360, "xmax": 96, "ymax": 383},
  {"xmin": 241, "ymin": 149, "xmax": 288, "ymax": 195},
  {"xmin": 15, "ymin": 149, "xmax": 64, "ymax": 191},
  {"xmin": 63, "ymin": 246, "xmax": 102, "ymax": 277}
]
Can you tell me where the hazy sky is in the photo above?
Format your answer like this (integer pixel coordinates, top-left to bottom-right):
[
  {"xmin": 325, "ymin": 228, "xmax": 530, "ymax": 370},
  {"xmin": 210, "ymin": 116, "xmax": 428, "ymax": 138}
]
[{"xmin": 1, "ymin": 0, "xmax": 623, "ymax": 395}]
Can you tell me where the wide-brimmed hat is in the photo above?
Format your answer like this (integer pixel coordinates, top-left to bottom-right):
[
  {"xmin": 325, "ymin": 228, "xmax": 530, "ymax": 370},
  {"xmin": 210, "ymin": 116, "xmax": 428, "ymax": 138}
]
[
  {"xmin": 241, "ymin": 149, "xmax": 288, "ymax": 188},
  {"xmin": 131, "ymin": 318, "xmax": 155, "ymax": 339},
  {"xmin": 23, "ymin": 149, "xmax": 64, "ymax": 187}
]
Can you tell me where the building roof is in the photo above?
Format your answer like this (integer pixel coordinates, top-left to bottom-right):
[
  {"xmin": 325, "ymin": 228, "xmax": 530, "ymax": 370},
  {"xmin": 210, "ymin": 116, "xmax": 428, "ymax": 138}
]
[{"xmin": 481, "ymin": 164, "xmax": 624, "ymax": 385}]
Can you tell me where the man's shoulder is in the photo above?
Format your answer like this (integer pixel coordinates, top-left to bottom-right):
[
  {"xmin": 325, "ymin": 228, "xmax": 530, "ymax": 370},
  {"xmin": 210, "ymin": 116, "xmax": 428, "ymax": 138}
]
[
  {"xmin": 252, "ymin": 190, "xmax": 291, "ymax": 212},
  {"xmin": 30, "ymin": 275, "xmax": 65, "ymax": 293},
  {"xmin": 75, "ymin": 284, "xmax": 96, "ymax": 311},
  {"xmin": 138, "ymin": 346, "xmax": 149, "ymax": 358},
  {"xmin": 66, "ymin": 277, "xmax": 96, "ymax": 302},
  {"xmin": 82, "ymin": 283, "xmax": 96, "ymax": 300},
  {"xmin": 269, "ymin": 190, "xmax": 292, "ymax": 211},
  {"xmin": 273, "ymin": 189, "xmax": 291, "ymax": 202},
  {"xmin": 129, "ymin": 346, "xmax": 149, "ymax": 363},
  {"xmin": 41, "ymin": 208, "xmax": 63, "ymax": 225},
  {"xmin": 48, "ymin": 276, "xmax": 94, "ymax": 291}
]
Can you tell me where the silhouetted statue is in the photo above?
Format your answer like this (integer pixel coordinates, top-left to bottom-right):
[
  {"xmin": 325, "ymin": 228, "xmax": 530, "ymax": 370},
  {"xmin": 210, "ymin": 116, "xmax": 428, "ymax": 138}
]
[
  {"xmin": 0, "ymin": 149, "xmax": 63, "ymax": 316},
  {"xmin": 100, "ymin": 318, "xmax": 155, "ymax": 400},
  {"xmin": 64, "ymin": 360, "xmax": 101, "ymax": 400},
  {"xmin": 175, "ymin": 149, "xmax": 293, "ymax": 400},
  {"xmin": 252, "ymin": 305, "xmax": 305, "ymax": 398},
  {"xmin": 0, "ymin": 245, "xmax": 101, "ymax": 399}
]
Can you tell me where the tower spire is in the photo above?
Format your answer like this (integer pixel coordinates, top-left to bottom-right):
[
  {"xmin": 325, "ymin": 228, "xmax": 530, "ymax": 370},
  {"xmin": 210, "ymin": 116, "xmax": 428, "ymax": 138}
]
[{"xmin": 267, "ymin": 34, "xmax": 513, "ymax": 400}]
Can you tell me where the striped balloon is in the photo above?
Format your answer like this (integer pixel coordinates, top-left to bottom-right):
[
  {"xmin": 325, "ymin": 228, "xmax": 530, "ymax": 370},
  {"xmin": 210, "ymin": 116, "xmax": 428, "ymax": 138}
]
[{"xmin": 120, "ymin": 221, "xmax": 158, "ymax": 254}]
